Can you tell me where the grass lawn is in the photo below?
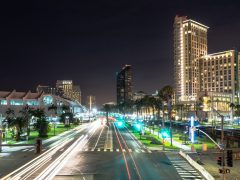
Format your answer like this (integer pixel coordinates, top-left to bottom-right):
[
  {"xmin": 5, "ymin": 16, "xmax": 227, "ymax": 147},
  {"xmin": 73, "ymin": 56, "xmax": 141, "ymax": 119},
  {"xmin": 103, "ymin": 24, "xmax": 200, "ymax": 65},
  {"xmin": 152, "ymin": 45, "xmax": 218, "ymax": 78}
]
[
  {"xmin": 4, "ymin": 123, "xmax": 79, "ymax": 145},
  {"xmin": 126, "ymin": 123, "xmax": 179, "ymax": 150},
  {"xmin": 171, "ymin": 129, "xmax": 217, "ymax": 151}
]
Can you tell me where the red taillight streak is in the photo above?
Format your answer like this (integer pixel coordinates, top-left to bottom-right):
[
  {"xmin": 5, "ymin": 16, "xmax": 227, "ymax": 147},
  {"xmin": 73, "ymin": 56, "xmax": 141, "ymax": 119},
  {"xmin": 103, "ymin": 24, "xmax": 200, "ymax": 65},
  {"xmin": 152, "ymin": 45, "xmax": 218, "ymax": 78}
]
[
  {"xmin": 116, "ymin": 126, "xmax": 142, "ymax": 180},
  {"xmin": 113, "ymin": 123, "xmax": 131, "ymax": 180}
]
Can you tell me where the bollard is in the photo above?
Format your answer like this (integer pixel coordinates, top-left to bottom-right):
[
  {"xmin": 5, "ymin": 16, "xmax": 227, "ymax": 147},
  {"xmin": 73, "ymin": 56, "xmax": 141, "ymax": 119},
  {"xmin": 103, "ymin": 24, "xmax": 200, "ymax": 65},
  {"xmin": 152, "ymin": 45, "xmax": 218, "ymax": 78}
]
[
  {"xmin": 191, "ymin": 144, "xmax": 195, "ymax": 152},
  {"xmin": 202, "ymin": 143, "xmax": 207, "ymax": 152},
  {"xmin": 35, "ymin": 138, "xmax": 42, "ymax": 154}
]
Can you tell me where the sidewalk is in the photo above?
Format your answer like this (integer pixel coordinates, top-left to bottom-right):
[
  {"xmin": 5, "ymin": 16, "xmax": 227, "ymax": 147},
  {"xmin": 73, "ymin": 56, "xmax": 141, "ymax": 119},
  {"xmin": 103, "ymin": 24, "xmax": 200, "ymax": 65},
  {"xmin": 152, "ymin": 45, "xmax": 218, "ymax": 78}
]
[{"xmin": 189, "ymin": 151, "xmax": 240, "ymax": 180}]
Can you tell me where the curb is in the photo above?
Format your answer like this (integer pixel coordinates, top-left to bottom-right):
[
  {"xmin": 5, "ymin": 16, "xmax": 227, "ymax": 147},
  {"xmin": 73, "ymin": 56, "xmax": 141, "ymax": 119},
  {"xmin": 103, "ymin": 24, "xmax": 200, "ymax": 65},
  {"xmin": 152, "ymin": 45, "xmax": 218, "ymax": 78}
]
[{"xmin": 179, "ymin": 150, "xmax": 215, "ymax": 180}]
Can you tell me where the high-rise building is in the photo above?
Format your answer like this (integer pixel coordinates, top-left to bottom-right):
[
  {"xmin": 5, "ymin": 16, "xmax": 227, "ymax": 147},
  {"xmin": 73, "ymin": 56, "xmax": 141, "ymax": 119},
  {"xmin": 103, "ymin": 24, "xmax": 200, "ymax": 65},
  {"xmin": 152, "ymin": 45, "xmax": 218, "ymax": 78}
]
[
  {"xmin": 116, "ymin": 65, "xmax": 133, "ymax": 105},
  {"xmin": 87, "ymin": 95, "xmax": 96, "ymax": 110},
  {"xmin": 194, "ymin": 50, "xmax": 239, "ymax": 102},
  {"xmin": 36, "ymin": 85, "xmax": 61, "ymax": 96},
  {"xmin": 72, "ymin": 85, "xmax": 81, "ymax": 103},
  {"xmin": 174, "ymin": 15, "xmax": 209, "ymax": 103},
  {"xmin": 56, "ymin": 80, "xmax": 81, "ymax": 103}
]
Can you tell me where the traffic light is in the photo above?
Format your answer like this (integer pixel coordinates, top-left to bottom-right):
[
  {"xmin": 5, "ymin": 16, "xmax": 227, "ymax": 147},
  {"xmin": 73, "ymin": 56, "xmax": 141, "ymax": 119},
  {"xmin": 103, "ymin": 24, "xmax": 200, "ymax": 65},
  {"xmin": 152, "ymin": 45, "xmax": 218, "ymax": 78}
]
[
  {"xmin": 217, "ymin": 156, "xmax": 222, "ymax": 166},
  {"xmin": 227, "ymin": 150, "xmax": 233, "ymax": 167}
]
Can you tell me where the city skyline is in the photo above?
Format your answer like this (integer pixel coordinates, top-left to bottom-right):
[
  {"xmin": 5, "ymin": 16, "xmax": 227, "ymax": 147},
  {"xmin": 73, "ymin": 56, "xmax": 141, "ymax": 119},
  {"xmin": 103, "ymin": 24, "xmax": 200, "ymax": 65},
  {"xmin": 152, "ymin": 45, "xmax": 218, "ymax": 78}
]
[{"xmin": 1, "ymin": 1, "xmax": 240, "ymax": 105}]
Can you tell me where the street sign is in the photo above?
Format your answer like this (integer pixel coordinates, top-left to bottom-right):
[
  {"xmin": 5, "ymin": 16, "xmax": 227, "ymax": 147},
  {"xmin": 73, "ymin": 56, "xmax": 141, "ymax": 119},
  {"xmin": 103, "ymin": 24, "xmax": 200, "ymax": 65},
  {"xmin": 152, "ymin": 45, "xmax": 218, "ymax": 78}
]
[{"xmin": 219, "ymin": 169, "xmax": 230, "ymax": 174}]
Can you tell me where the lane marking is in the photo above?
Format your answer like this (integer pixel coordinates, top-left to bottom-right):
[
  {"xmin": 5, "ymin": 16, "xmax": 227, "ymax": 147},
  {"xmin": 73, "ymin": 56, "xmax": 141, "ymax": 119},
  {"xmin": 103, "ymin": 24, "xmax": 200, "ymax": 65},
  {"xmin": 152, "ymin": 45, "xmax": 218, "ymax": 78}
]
[{"xmin": 115, "ymin": 124, "xmax": 142, "ymax": 180}]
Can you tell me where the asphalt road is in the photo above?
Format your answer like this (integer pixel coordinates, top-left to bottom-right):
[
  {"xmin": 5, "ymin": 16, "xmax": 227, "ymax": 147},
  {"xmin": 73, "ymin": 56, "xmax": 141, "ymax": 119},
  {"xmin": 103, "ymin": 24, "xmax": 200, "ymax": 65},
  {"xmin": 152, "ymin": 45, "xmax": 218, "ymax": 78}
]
[
  {"xmin": 0, "ymin": 120, "xmax": 205, "ymax": 180},
  {"xmin": 0, "ymin": 123, "xmax": 90, "ymax": 179},
  {"xmin": 53, "ymin": 121, "xmax": 204, "ymax": 180}
]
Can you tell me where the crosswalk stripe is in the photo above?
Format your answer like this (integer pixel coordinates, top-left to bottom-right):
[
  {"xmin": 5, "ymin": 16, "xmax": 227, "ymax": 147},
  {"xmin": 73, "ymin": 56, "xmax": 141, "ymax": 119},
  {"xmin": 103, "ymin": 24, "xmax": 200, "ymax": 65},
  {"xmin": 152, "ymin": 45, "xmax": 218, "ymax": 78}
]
[
  {"xmin": 104, "ymin": 149, "xmax": 107, "ymax": 152},
  {"xmin": 166, "ymin": 154, "xmax": 203, "ymax": 179},
  {"xmin": 110, "ymin": 149, "xmax": 113, "ymax": 152},
  {"xmin": 85, "ymin": 148, "xmax": 88, "ymax": 151},
  {"xmin": 91, "ymin": 148, "xmax": 94, "ymax": 151},
  {"xmin": 116, "ymin": 149, "xmax": 119, "ymax": 152},
  {"xmin": 122, "ymin": 149, "xmax": 126, "ymax": 152},
  {"xmin": 141, "ymin": 149, "xmax": 145, "ymax": 153},
  {"xmin": 97, "ymin": 148, "xmax": 100, "ymax": 151},
  {"xmin": 135, "ymin": 149, "xmax": 139, "ymax": 153},
  {"xmin": 128, "ymin": 149, "xmax": 132, "ymax": 152}
]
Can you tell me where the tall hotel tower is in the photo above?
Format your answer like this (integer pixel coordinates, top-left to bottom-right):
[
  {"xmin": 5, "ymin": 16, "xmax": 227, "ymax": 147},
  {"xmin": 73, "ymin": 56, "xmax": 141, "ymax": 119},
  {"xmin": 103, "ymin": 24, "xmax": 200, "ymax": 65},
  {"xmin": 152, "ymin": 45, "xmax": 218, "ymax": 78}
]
[{"xmin": 174, "ymin": 15, "xmax": 209, "ymax": 103}]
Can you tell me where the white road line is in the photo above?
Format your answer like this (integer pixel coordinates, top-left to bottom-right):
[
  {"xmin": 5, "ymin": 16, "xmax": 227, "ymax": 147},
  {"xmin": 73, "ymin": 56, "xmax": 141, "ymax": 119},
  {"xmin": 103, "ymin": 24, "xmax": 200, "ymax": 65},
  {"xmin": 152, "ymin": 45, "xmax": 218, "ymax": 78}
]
[
  {"xmin": 22, "ymin": 149, "xmax": 29, "ymax": 152},
  {"xmin": 147, "ymin": 150, "xmax": 152, "ymax": 153},
  {"xmin": 135, "ymin": 149, "xmax": 139, "ymax": 153},
  {"xmin": 141, "ymin": 149, "xmax": 145, "ymax": 153}
]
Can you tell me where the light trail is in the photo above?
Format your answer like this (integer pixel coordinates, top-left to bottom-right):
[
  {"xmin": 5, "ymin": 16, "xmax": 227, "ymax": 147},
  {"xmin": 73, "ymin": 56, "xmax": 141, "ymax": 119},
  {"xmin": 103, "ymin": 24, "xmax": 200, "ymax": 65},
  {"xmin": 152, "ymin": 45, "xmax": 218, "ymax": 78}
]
[
  {"xmin": 113, "ymin": 123, "xmax": 131, "ymax": 180},
  {"xmin": 115, "ymin": 124, "xmax": 142, "ymax": 180},
  {"xmin": 35, "ymin": 122, "xmax": 100, "ymax": 179},
  {"xmin": 94, "ymin": 125, "xmax": 105, "ymax": 149},
  {"xmin": 2, "ymin": 125, "xmax": 88, "ymax": 180},
  {"xmin": 35, "ymin": 135, "xmax": 85, "ymax": 180}
]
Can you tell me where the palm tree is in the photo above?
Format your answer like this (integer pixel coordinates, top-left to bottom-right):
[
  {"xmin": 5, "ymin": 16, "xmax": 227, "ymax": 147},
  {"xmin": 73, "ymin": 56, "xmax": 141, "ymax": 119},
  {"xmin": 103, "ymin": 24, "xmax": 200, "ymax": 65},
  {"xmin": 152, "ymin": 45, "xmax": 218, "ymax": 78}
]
[
  {"xmin": 229, "ymin": 103, "xmax": 235, "ymax": 124},
  {"xmin": 10, "ymin": 117, "xmax": 27, "ymax": 141},
  {"xmin": 195, "ymin": 97, "xmax": 204, "ymax": 123},
  {"xmin": 19, "ymin": 105, "xmax": 31, "ymax": 136},
  {"xmin": 61, "ymin": 104, "xmax": 70, "ymax": 113},
  {"xmin": 5, "ymin": 108, "xmax": 15, "ymax": 139},
  {"xmin": 158, "ymin": 89, "xmax": 165, "ymax": 126},
  {"xmin": 160, "ymin": 85, "xmax": 174, "ymax": 146},
  {"xmin": 102, "ymin": 103, "xmax": 114, "ymax": 125},
  {"xmin": 149, "ymin": 96, "xmax": 157, "ymax": 121},
  {"xmin": 29, "ymin": 108, "xmax": 49, "ymax": 137},
  {"xmin": 134, "ymin": 99, "xmax": 142, "ymax": 120},
  {"xmin": 154, "ymin": 98, "xmax": 162, "ymax": 121}
]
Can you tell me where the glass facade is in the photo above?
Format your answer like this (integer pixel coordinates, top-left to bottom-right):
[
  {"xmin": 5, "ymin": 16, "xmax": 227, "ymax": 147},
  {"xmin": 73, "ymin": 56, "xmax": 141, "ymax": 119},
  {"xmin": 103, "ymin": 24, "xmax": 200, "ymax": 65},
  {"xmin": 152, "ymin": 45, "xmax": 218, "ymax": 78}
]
[
  {"xmin": 0, "ymin": 100, "xmax": 7, "ymax": 105},
  {"xmin": 10, "ymin": 100, "xmax": 24, "ymax": 105}
]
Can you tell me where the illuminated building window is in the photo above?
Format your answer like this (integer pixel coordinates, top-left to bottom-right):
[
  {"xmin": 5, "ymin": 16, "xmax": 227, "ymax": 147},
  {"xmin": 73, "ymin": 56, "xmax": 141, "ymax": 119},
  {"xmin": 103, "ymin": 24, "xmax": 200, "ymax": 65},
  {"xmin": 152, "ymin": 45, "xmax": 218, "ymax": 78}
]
[
  {"xmin": 10, "ymin": 100, "xmax": 23, "ymax": 105},
  {"xmin": 0, "ymin": 100, "xmax": 7, "ymax": 105},
  {"xmin": 26, "ymin": 100, "xmax": 39, "ymax": 106}
]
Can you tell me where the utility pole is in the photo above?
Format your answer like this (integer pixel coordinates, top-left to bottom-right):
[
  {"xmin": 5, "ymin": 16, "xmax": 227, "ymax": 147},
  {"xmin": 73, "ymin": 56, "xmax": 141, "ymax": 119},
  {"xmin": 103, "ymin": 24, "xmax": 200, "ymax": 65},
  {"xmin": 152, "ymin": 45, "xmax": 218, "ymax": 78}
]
[{"xmin": 221, "ymin": 115, "xmax": 225, "ymax": 180}]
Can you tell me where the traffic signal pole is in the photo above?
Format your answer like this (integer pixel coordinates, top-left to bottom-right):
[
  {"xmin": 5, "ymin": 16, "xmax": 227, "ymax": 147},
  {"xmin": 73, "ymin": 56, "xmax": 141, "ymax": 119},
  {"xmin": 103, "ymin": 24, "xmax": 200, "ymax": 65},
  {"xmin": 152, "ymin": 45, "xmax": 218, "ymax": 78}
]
[
  {"xmin": 221, "ymin": 115, "xmax": 225, "ymax": 180},
  {"xmin": 213, "ymin": 107, "xmax": 225, "ymax": 180}
]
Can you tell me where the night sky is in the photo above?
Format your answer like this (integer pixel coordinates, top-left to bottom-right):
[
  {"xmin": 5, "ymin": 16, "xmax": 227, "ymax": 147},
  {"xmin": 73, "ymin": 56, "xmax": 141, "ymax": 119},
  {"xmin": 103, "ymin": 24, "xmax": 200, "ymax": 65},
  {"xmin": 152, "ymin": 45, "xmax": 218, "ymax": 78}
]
[{"xmin": 0, "ymin": 0, "xmax": 240, "ymax": 106}]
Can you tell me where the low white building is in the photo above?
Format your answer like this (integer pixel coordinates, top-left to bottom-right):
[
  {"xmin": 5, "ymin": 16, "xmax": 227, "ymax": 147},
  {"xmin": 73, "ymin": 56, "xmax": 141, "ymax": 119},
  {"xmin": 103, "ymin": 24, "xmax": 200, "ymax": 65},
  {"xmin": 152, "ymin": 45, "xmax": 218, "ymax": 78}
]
[{"xmin": 0, "ymin": 90, "xmax": 86, "ymax": 123}]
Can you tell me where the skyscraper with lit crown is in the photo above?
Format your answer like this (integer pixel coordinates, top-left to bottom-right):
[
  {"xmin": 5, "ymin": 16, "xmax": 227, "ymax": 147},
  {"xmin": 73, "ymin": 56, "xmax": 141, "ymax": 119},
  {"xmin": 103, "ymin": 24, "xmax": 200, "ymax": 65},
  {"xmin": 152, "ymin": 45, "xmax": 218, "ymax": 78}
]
[{"xmin": 174, "ymin": 15, "xmax": 208, "ymax": 103}]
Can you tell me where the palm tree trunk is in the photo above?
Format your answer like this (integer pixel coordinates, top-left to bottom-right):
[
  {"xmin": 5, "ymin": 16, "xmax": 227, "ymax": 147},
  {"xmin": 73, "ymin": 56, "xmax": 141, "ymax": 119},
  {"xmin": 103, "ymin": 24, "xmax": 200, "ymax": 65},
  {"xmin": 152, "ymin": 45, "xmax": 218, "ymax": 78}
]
[
  {"xmin": 168, "ymin": 100, "xmax": 173, "ymax": 146},
  {"xmin": 162, "ymin": 104, "xmax": 165, "ymax": 127}
]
